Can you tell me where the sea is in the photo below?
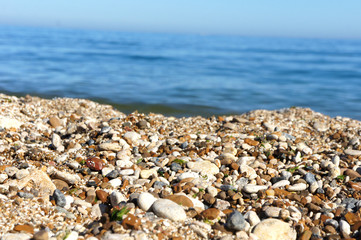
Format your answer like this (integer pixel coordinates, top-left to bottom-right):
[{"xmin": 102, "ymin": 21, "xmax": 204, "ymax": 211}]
[{"xmin": 1, "ymin": 25, "xmax": 361, "ymax": 120}]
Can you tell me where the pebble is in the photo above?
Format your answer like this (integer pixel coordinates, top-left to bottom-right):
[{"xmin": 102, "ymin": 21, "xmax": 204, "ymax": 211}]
[
  {"xmin": 252, "ymin": 219, "xmax": 297, "ymax": 240},
  {"xmin": 53, "ymin": 189, "xmax": 66, "ymax": 207},
  {"xmin": 110, "ymin": 191, "xmax": 127, "ymax": 207},
  {"xmin": 339, "ymin": 219, "xmax": 351, "ymax": 236},
  {"xmin": 2, "ymin": 233, "xmax": 32, "ymax": 240},
  {"xmin": 287, "ymin": 183, "xmax": 307, "ymax": 191},
  {"xmin": 86, "ymin": 157, "xmax": 104, "ymax": 171},
  {"xmin": 345, "ymin": 148, "xmax": 361, "ymax": 156},
  {"xmin": 304, "ymin": 172, "xmax": 316, "ymax": 184},
  {"xmin": 49, "ymin": 116, "xmax": 62, "ymax": 128},
  {"xmin": 264, "ymin": 206, "xmax": 281, "ymax": 218},
  {"xmin": 0, "ymin": 173, "xmax": 8, "ymax": 183},
  {"xmin": 245, "ymin": 211, "xmax": 260, "ymax": 226},
  {"xmin": 272, "ymin": 180, "xmax": 290, "ymax": 188},
  {"xmin": 152, "ymin": 199, "xmax": 187, "ymax": 221},
  {"xmin": 123, "ymin": 132, "xmax": 141, "ymax": 146},
  {"xmin": 33, "ymin": 230, "xmax": 49, "ymax": 240},
  {"xmin": 200, "ymin": 208, "xmax": 220, "ymax": 220},
  {"xmin": 226, "ymin": 210, "xmax": 247, "ymax": 231},
  {"xmin": 15, "ymin": 169, "xmax": 29, "ymax": 180},
  {"xmin": 5, "ymin": 167, "xmax": 18, "ymax": 177},
  {"xmin": 137, "ymin": 192, "xmax": 157, "ymax": 211},
  {"xmin": 243, "ymin": 184, "xmax": 268, "ymax": 193},
  {"xmin": 187, "ymin": 161, "xmax": 219, "ymax": 175},
  {"xmin": 99, "ymin": 142, "xmax": 122, "ymax": 152}
]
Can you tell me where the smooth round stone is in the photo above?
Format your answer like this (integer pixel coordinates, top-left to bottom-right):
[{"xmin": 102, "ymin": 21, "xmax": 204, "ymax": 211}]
[
  {"xmin": 86, "ymin": 157, "xmax": 104, "ymax": 171},
  {"xmin": 287, "ymin": 183, "xmax": 307, "ymax": 192},
  {"xmin": 110, "ymin": 191, "xmax": 127, "ymax": 207},
  {"xmin": 53, "ymin": 189, "xmax": 66, "ymax": 207},
  {"xmin": 332, "ymin": 155, "xmax": 340, "ymax": 167},
  {"xmin": 100, "ymin": 126, "xmax": 111, "ymax": 134},
  {"xmin": 166, "ymin": 195, "xmax": 194, "ymax": 208},
  {"xmin": 153, "ymin": 181, "xmax": 167, "ymax": 189},
  {"xmin": 309, "ymin": 182, "xmax": 319, "ymax": 193},
  {"xmin": 345, "ymin": 149, "xmax": 361, "ymax": 156},
  {"xmin": 272, "ymin": 180, "xmax": 290, "ymax": 189},
  {"xmin": 304, "ymin": 172, "xmax": 316, "ymax": 184},
  {"xmin": 265, "ymin": 207, "xmax": 281, "ymax": 218},
  {"xmin": 187, "ymin": 161, "xmax": 219, "ymax": 175},
  {"xmin": 99, "ymin": 142, "xmax": 122, "ymax": 152},
  {"xmin": 119, "ymin": 169, "xmax": 134, "ymax": 176},
  {"xmin": 138, "ymin": 192, "xmax": 157, "ymax": 211},
  {"xmin": 340, "ymin": 220, "xmax": 351, "ymax": 236},
  {"xmin": 226, "ymin": 210, "xmax": 247, "ymax": 231},
  {"xmin": 252, "ymin": 219, "xmax": 296, "ymax": 240},
  {"xmin": 109, "ymin": 178, "xmax": 122, "ymax": 188},
  {"xmin": 152, "ymin": 199, "xmax": 187, "ymax": 221},
  {"xmin": 243, "ymin": 184, "xmax": 268, "ymax": 194},
  {"xmin": 177, "ymin": 172, "xmax": 199, "ymax": 181},
  {"xmin": 245, "ymin": 211, "xmax": 260, "ymax": 226},
  {"xmin": 52, "ymin": 133, "xmax": 62, "ymax": 148},
  {"xmin": 207, "ymin": 186, "xmax": 218, "ymax": 197}
]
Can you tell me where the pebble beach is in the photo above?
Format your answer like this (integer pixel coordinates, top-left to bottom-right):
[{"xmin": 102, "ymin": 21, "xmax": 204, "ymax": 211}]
[{"xmin": 1, "ymin": 93, "xmax": 361, "ymax": 240}]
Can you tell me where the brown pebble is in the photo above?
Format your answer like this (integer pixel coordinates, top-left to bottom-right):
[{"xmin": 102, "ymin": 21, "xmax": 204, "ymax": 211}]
[
  {"xmin": 14, "ymin": 224, "xmax": 34, "ymax": 234},
  {"xmin": 200, "ymin": 208, "xmax": 220, "ymax": 220},
  {"xmin": 203, "ymin": 193, "xmax": 216, "ymax": 205},
  {"xmin": 49, "ymin": 116, "xmax": 61, "ymax": 128},
  {"xmin": 244, "ymin": 138, "xmax": 259, "ymax": 146},
  {"xmin": 86, "ymin": 157, "xmax": 104, "ymax": 171},
  {"xmin": 166, "ymin": 195, "xmax": 194, "ymax": 208},
  {"xmin": 324, "ymin": 225, "xmax": 337, "ymax": 234},
  {"xmin": 299, "ymin": 229, "xmax": 312, "ymax": 240},
  {"xmin": 121, "ymin": 214, "xmax": 141, "ymax": 230},
  {"xmin": 96, "ymin": 190, "xmax": 109, "ymax": 203},
  {"xmin": 344, "ymin": 169, "xmax": 361, "ymax": 179},
  {"xmin": 52, "ymin": 179, "xmax": 69, "ymax": 191}
]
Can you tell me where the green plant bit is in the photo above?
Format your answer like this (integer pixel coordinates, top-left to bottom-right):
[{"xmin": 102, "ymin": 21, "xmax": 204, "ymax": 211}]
[
  {"xmin": 336, "ymin": 175, "xmax": 346, "ymax": 180},
  {"xmin": 110, "ymin": 207, "xmax": 130, "ymax": 221},
  {"xmin": 136, "ymin": 158, "xmax": 143, "ymax": 164},
  {"xmin": 287, "ymin": 166, "xmax": 299, "ymax": 173},
  {"xmin": 173, "ymin": 158, "xmax": 186, "ymax": 165}
]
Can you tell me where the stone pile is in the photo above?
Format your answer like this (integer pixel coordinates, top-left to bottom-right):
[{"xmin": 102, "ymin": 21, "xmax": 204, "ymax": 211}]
[{"xmin": 1, "ymin": 93, "xmax": 361, "ymax": 239}]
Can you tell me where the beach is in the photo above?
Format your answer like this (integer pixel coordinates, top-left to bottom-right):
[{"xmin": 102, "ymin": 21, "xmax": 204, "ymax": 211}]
[{"xmin": 1, "ymin": 93, "xmax": 361, "ymax": 239}]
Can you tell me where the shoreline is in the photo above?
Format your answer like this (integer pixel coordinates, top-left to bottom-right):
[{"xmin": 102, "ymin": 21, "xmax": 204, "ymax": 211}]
[{"xmin": 1, "ymin": 93, "xmax": 361, "ymax": 239}]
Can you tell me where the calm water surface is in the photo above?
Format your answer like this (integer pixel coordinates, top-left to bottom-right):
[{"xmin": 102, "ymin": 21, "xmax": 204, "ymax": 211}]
[{"xmin": 0, "ymin": 25, "xmax": 361, "ymax": 119}]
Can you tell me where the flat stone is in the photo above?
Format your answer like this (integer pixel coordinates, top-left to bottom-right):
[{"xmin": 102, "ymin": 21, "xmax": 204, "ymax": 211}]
[
  {"xmin": 0, "ymin": 117, "xmax": 23, "ymax": 129},
  {"xmin": 226, "ymin": 210, "xmax": 247, "ymax": 231},
  {"xmin": 2, "ymin": 233, "xmax": 31, "ymax": 240},
  {"xmin": 49, "ymin": 116, "xmax": 62, "ymax": 128},
  {"xmin": 52, "ymin": 179, "xmax": 69, "ymax": 191},
  {"xmin": 243, "ymin": 184, "xmax": 268, "ymax": 193},
  {"xmin": 187, "ymin": 161, "xmax": 219, "ymax": 175},
  {"xmin": 13, "ymin": 170, "xmax": 56, "ymax": 196},
  {"xmin": 99, "ymin": 143, "xmax": 122, "ymax": 152},
  {"xmin": 345, "ymin": 148, "xmax": 361, "ymax": 156},
  {"xmin": 344, "ymin": 169, "xmax": 361, "ymax": 179},
  {"xmin": 299, "ymin": 230, "xmax": 312, "ymax": 240},
  {"xmin": 272, "ymin": 180, "xmax": 290, "ymax": 188},
  {"xmin": 91, "ymin": 203, "xmax": 110, "ymax": 219},
  {"xmin": 13, "ymin": 224, "xmax": 34, "ymax": 234},
  {"xmin": 138, "ymin": 192, "xmax": 157, "ymax": 211},
  {"xmin": 252, "ymin": 219, "xmax": 297, "ymax": 240},
  {"xmin": 109, "ymin": 178, "xmax": 122, "ymax": 188},
  {"xmin": 166, "ymin": 195, "xmax": 194, "ymax": 208},
  {"xmin": 123, "ymin": 132, "xmax": 141, "ymax": 146},
  {"xmin": 200, "ymin": 208, "xmax": 220, "ymax": 220},
  {"xmin": 52, "ymin": 133, "xmax": 62, "ymax": 149},
  {"xmin": 287, "ymin": 183, "xmax": 307, "ymax": 191},
  {"xmin": 53, "ymin": 170, "xmax": 80, "ymax": 185},
  {"xmin": 152, "ymin": 199, "xmax": 187, "ymax": 221},
  {"xmin": 339, "ymin": 220, "xmax": 351, "ymax": 236},
  {"xmin": 0, "ymin": 173, "xmax": 8, "ymax": 183},
  {"xmin": 213, "ymin": 199, "xmax": 231, "ymax": 210}
]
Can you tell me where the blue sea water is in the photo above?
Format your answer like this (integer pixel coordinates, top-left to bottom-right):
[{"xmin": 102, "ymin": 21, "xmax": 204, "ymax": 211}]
[{"xmin": 1, "ymin": 25, "xmax": 361, "ymax": 119}]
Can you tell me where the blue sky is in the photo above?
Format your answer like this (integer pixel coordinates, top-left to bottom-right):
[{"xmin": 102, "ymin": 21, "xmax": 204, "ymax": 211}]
[{"xmin": 0, "ymin": 0, "xmax": 360, "ymax": 39}]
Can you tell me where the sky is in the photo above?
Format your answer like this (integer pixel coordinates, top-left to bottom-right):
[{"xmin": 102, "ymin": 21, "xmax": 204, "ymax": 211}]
[{"xmin": 0, "ymin": 0, "xmax": 361, "ymax": 39}]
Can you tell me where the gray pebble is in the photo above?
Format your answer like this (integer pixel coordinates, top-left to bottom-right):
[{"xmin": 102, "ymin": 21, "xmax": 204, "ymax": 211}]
[
  {"xmin": 226, "ymin": 210, "xmax": 246, "ymax": 231},
  {"xmin": 18, "ymin": 192, "xmax": 34, "ymax": 198},
  {"xmin": 171, "ymin": 162, "xmax": 182, "ymax": 172},
  {"xmin": 53, "ymin": 189, "xmax": 66, "ymax": 207},
  {"xmin": 304, "ymin": 172, "xmax": 316, "ymax": 184},
  {"xmin": 106, "ymin": 170, "xmax": 119, "ymax": 179}
]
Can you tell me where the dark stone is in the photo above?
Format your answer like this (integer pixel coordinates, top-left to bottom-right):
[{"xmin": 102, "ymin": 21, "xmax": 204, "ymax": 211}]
[
  {"xmin": 87, "ymin": 180, "xmax": 97, "ymax": 187},
  {"xmin": 18, "ymin": 162, "xmax": 30, "ymax": 169},
  {"xmin": 153, "ymin": 181, "xmax": 167, "ymax": 189},
  {"xmin": 170, "ymin": 163, "xmax": 182, "ymax": 172},
  {"xmin": 270, "ymin": 176, "xmax": 285, "ymax": 185},
  {"xmin": 18, "ymin": 192, "xmax": 34, "ymax": 199},
  {"xmin": 136, "ymin": 120, "xmax": 148, "ymax": 129},
  {"xmin": 225, "ymin": 210, "xmax": 246, "ymax": 231},
  {"xmin": 305, "ymin": 172, "xmax": 317, "ymax": 184},
  {"xmin": 53, "ymin": 189, "xmax": 66, "ymax": 207},
  {"xmin": 106, "ymin": 170, "xmax": 119, "ymax": 179},
  {"xmin": 180, "ymin": 142, "xmax": 188, "ymax": 149},
  {"xmin": 100, "ymin": 126, "xmax": 111, "ymax": 134},
  {"xmin": 87, "ymin": 139, "xmax": 95, "ymax": 145}
]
